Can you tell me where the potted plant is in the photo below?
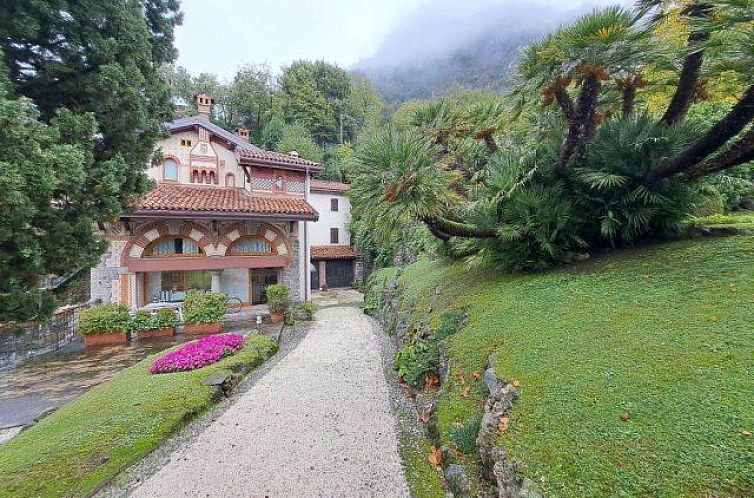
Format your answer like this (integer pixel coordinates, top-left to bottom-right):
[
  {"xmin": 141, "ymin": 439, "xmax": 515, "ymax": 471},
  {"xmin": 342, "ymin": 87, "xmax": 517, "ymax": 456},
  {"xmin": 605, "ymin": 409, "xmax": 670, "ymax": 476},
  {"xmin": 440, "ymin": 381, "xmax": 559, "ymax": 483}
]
[
  {"xmin": 266, "ymin": 284, "xmax": 291, "ymax": 324},
  {"xmin": 132, "ymin": 308, "xmax": 179, "ymax": 340},
  {"xmin": 79, "ymin": 303, "xmax": 131, "ymax": 346},
  {"xmin": 183, "ymin": 290, "xmax": 228, "ymax": 335}
]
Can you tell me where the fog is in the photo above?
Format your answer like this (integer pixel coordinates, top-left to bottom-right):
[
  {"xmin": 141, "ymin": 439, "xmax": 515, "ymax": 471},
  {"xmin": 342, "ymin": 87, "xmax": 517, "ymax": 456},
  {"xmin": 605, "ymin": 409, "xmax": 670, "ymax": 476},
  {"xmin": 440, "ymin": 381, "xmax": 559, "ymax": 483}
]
[{"xmin": 358, "ymin": 0, "xmax": 624, "ymax": 69}]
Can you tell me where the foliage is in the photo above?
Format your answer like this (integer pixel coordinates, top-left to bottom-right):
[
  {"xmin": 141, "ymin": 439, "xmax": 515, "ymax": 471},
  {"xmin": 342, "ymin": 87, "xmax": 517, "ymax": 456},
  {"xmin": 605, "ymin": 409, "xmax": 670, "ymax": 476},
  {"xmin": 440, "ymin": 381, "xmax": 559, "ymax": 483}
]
[
  {"xmin": 320, "ymin": 142, "xmax": 357, "ymax": 182},
  {"xmin": 394, "ymin": 309, "xmax": 465, "ymax": 388},
  {"xmin": 294, "ymin": 301, "xmax": 316, "ymax": 321},
  {"xmin": 449, "ymin": 417, "xmax": 481, "ymax": 454},
  {"xmin": 79, "ymin": 304, "xmax": 131, "ymax": 335},
  {"xmin": 274, "ymin": 122, "xmax": 324, "ymax": 162},
  {"xmin": 687, "ymin": 212, "xmax": 754, "ymax": 227},
  {"xmin": 265, "ymin": 284, "xmax": 291, "ymax": 314},
  {"xmin": 389, "ymin": 236, "xmax": 754, "ymax": 497},
  {"xmin": 130, "ymin": 308, "xmax": 180, "ymax": 332},
  {"xmin": 260, "ymin": 115, "xmax": 286, "ymax": 150},
  {"xmin": 0, "ymin": 2, "xmax": 180, "ymax": 323},
  {"xmin": 150, "ymin": 333, "xmax": 246, "ymax": 374},
  {"xmin": 183, "ymin": 290, "xmax": 228, "ymax": 325},
  {"xmin": 0, "ymin": 334, "xmax": 277, "ymax": 498},
  {"xmin": 352, "ymin": 0, "xmax": 754, "ymax": 270}
]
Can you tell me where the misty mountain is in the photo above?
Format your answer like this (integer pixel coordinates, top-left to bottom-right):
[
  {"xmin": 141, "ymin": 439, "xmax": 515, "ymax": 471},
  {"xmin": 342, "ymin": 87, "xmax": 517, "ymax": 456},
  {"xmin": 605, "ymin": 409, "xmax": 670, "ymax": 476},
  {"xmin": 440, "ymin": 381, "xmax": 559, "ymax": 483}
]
[{"xmin": 354, "ymin": 0, "xmax": 603, "ymax": 104}]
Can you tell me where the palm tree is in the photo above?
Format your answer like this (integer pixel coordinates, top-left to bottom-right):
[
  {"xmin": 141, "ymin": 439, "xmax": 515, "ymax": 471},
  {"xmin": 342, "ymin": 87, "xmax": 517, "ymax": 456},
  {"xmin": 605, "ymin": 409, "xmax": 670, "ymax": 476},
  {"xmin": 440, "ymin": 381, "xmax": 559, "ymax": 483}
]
[{"xmin": 517, "ymin": 7, "xmax": 653, "ymax": 168}]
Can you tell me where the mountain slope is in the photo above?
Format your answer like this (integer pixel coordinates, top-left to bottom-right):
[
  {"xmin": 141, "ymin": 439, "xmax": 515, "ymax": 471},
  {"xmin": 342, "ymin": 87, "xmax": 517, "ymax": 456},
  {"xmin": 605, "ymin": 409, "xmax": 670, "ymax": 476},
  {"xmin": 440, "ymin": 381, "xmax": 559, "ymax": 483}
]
[{"xmin": 355, "ymin": 1, "xmax": 606, "ymax": 104}]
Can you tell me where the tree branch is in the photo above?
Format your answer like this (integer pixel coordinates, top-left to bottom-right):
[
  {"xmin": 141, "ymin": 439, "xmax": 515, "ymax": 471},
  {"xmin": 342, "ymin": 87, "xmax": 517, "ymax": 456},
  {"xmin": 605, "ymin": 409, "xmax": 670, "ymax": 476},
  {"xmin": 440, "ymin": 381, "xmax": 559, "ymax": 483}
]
[{"xmin": 646, "ymin": 84, "xmax": 754, "ymax": 183}]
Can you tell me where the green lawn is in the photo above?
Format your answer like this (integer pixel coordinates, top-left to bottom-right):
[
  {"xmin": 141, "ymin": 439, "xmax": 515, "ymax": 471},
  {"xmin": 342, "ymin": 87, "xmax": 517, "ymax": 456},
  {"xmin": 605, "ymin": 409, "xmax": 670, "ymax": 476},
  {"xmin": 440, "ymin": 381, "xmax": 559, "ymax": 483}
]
[
  {"xmin": 0, "ymin": 334, "xmax": 278, "ymax": 498},
  {"xmin": 384, "ymin": 236, "xmax": 754, "ymax": 498}
]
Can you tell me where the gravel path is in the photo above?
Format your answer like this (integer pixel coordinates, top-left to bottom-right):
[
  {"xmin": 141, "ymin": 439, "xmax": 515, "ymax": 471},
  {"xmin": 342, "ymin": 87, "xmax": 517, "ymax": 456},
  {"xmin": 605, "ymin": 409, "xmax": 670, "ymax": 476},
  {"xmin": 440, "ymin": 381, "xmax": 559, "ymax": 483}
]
[{"xmin": 125, "ymin": 290, "xmax": 409, "ymax": 498}]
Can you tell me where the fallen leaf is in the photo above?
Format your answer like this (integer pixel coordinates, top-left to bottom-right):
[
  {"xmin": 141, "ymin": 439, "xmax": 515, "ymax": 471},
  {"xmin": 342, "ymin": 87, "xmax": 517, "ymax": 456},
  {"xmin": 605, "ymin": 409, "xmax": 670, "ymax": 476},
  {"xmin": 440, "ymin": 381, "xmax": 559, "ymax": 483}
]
[
  {"xmin": 511, "ymin": 379, "xmax": 521, "ymax": 388},
  {"xmin": 472, "ymin": 371, "xmax": 482, "ymax": 381},
  {"xmin": 403, "ymin": 388, "xmax": 414, "ymax": 400},
  {"xmin": 742, "ymin": 430, "xmax": 752, "ymax": 437},
  {"xmin": 424, "ymin": 375, "xmax": 439, "ymax": 390},
  {"xmin": 620, "ymin": 411, "xmax": 631, "ymax": 422},
  {"xmin": 428, "ymin": 446, "xmax": 442, "ymax": 466},
  {"xmin": 460, "ymin": 386, "xmax": 470, "ymax": 398},
  {"xmin": 419, "ymin": 409, "xmax": 431, "ymax": 424},
  {"xmin": 452, "ymin": 421, "xmax": 463, "ymax": 429},
  {"xmin": 709, "ymin": 315, "xmax": 718, "ymax": 322},
  {"xmin": 498, "ymin": 416, "xmax": 510, "ymax": 433}
]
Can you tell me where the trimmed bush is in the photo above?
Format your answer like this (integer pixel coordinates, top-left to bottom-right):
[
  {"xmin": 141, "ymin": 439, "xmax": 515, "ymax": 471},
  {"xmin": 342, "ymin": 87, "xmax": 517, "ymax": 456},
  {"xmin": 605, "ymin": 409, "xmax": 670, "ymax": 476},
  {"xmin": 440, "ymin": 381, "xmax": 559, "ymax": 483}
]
[
  {"xmin": 130, "ymin": 308, "xmax": 180, "ymax": 332},
  {"xmin": 183, "ymin": 290, "xmax": 227, "ymax": 325},
  {"xmin": 149, "ymin": 333, "xmax": 246, "ymax": 374},
  {"xmin": 79, "ymin": 303, "xmax": 131, "ymax": 335},
  {"xmin": 266, "ymin": 284, "xmax": 291, "ymax": 314}
]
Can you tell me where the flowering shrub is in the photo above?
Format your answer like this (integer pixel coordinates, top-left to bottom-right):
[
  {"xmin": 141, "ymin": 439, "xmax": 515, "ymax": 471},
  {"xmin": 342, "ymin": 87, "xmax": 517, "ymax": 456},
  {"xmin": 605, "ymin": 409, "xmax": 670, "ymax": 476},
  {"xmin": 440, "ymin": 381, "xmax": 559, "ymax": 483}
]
[{"xmin": 149, "ymin": 333, "xmax": 246, "ymax": 374}]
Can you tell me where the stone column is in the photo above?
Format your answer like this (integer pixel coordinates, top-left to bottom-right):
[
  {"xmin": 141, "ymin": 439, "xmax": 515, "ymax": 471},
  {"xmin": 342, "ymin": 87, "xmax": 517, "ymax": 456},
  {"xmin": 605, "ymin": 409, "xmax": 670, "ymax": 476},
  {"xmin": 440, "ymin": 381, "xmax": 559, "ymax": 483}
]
[{"xmin": 209, "ymin": 270, "xmax": 222, "ymax": 293}]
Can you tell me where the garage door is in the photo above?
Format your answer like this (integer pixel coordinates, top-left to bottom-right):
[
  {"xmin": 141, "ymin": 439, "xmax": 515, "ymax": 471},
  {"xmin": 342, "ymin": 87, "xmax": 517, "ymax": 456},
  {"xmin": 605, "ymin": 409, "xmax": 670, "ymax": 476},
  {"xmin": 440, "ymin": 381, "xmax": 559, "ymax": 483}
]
[{"xmin": 326, "ymin": 260, "xmax": 353, "ymax": 288}]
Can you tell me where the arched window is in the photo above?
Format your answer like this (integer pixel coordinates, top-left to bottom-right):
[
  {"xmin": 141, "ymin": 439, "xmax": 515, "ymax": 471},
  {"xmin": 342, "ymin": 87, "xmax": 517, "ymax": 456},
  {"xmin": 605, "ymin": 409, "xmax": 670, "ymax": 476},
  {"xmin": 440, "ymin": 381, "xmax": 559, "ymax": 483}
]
[
  {"xmin": 144, "ymin": 237, "xmax": 203, "ymax": 257},
  {"xmin": 163, "ymin": 159, "xmax": 178, "ymax": 181},
  {"xmin": 225, "ymin": 173, "xmax": 236, "ymax": 187},
  {"xmin": 192, "ymin": 170, "xmax": 199, "ymax": 183},
  {"xmin": 274, "ymin": 175, "xmax": 284, "ymax": 190},
  {"xmin": 229, "ymin": 237, "xmax": 275, "ymax": 255}
]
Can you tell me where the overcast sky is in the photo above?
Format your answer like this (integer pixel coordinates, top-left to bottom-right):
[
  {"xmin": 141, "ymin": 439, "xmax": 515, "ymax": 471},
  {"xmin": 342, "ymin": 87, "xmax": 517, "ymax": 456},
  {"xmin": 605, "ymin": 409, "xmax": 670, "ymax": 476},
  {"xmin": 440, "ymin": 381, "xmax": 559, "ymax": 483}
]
[{"xmin": 174, "ymin": 0, "xmax": 622, "ymax": 79}]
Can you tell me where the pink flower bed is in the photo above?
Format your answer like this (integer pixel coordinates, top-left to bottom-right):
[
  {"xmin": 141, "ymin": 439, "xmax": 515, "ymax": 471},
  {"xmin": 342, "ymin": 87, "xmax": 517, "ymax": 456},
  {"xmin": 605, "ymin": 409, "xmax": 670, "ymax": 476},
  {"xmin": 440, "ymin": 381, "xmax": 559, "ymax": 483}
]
[{"xmin": 149, "ymin": 333, "xmax": 246, "ymax": 374}]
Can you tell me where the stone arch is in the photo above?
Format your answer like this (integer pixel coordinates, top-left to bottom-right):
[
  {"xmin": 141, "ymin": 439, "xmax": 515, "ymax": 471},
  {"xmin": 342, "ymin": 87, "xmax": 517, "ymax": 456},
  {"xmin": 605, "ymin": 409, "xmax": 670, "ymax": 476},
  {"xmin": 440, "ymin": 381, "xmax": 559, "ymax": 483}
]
[
  {"xmin": 121, "ymin": 220, "xmax": 214, "ymax": 266},
  {"xmin": 218, "ymin": 221, "xmax": 292, "ymax": 262}
]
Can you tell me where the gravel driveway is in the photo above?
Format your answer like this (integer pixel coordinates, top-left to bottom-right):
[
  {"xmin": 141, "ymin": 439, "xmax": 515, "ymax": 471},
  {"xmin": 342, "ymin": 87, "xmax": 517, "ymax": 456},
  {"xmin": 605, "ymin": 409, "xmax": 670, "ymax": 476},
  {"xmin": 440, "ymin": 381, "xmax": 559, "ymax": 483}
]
[{"xmin": 126, "ymin": 290, "xmax": 409, "ymax": 498}]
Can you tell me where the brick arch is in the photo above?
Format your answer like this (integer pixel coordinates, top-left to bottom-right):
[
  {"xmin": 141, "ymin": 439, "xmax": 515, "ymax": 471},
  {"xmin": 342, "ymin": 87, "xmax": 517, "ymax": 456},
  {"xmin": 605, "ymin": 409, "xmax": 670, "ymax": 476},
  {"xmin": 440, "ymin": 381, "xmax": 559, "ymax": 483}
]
[
  {"xmin": 218, "ymin": 221, "xmax": 292, "ymax": 263},
  {"xmin": 121, "ymin": 221, "xmax": 214, "ymax": 266}
]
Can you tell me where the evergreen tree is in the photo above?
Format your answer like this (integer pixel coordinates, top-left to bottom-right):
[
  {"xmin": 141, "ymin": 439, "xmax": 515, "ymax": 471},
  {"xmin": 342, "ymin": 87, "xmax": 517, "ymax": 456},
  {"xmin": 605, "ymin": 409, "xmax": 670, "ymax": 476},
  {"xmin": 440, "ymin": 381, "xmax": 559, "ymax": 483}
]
[{"xmin": 0, "ymin": 1, "xmax": 181, "ymax": 322}]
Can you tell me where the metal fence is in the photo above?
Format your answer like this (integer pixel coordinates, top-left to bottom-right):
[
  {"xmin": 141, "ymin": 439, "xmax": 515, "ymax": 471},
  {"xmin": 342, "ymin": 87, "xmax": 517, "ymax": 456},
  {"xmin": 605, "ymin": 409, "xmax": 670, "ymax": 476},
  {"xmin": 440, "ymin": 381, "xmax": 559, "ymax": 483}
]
[{"xmin": 0, "ymin": 303, "xmax": 92, "ymax": 368}]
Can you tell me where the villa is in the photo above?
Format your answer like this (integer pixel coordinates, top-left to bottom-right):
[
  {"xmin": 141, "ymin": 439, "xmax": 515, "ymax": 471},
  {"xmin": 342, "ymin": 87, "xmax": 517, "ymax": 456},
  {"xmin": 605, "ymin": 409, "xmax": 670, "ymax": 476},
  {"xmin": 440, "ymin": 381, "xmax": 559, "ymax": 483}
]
[{"xmin": 89, "ymin": 93, "xmax": 352, "ymax": 308}]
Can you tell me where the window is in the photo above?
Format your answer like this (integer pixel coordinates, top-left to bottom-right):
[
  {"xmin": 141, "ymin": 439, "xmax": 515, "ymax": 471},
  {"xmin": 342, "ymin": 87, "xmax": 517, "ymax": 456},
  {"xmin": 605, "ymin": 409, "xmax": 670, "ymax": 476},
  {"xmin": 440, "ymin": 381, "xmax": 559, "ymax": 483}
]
[
  {"xmin": 225, "ymin": 173, "xmax": 236, "ymax": 187},
  {"xmin": 163, "ymin": 159, "xmax": 178, "ymax": 181},
  {"xmin": 161, "ymin": 271, "xmax": 211, "ymax": 292},
  {"xmin": 145, "ymin": 238, "xmax": 202, "ymax": 257},
  {"xmin": 330, "ymin": 228, "xmax": 339, "ymax": 244},
  {"xmin": 180, "ymin": 139, "xmax": 192, "ymax": 147},
  {"xmin": 229, "ymin": 237, "xmax": 274, "ymax": 255},
  {"xmin": 331, "ymin": 198, "xmax": 339, "ymax": 211},
  {"xmin": 275, "ymin": 175, "xmax": 284, "ymax": 190}
]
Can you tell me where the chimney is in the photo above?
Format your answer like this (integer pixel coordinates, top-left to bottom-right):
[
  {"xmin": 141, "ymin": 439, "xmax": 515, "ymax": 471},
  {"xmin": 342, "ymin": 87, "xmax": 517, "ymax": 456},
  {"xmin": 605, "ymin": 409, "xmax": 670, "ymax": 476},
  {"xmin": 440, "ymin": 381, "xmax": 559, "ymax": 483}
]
[
  {"xmin": 234, "ymin": 127, "xmax": 250, "ymax": 142},
  {"xmin": 288, "ymin": 151, "xmax": 299, "ymax": 158},
  {"xmin": 195, "ymin": 92, "xmax": 214, "ymax": 120}
]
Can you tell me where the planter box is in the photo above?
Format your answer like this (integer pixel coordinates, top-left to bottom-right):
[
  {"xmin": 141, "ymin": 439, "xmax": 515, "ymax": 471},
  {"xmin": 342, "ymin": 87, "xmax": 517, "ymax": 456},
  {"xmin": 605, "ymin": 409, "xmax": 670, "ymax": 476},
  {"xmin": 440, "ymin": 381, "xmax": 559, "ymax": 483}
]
[
  {"xmin": 270, "ymin": 312, "xmax": 285, "ymax": 324},
  {"xmin": 184, "ymin": 322, "xmax": 222, "ymax": 335},
  {"xmin": 84, "ymin": 332, "xmax": 128, "ymax": 347},
  {"xmin": 137, "ymin": 327, "xmax": 176, "ymax": 340}
]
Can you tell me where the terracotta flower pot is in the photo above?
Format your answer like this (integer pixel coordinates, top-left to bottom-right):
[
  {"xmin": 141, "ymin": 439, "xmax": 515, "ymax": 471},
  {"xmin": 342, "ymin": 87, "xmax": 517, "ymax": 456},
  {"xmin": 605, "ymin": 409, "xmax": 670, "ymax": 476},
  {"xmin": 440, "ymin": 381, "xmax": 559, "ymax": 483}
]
[
  {"xmin": 270, "ymin": 312, "xmax": 285, "ymax": 324},
  {"xmin": 84, "ymin": 332, "xmax": 128, "ymax": 347},
  {"xmin": 184, "ymin": 321, "xmax": 222, "ymax": 335},
  {"xmin": 138, "ymin": 327, "xmax": 176, "ymax": 340}
]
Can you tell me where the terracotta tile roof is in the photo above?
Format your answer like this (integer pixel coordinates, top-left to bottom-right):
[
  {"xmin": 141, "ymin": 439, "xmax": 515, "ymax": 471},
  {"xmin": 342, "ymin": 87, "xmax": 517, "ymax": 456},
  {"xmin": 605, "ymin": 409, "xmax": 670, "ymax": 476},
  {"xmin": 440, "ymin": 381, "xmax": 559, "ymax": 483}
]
[
  {"xmin": 311, "ymin": 245, "xmax": 357, "ymax": 260},
  {"xmin": 238, "ymin": 148, "xmax": 321, "ymax": 169},
  {"xmin": 310, "ymin": 179, "xmax": 350, "ymax": 193},
  {"xmin": 134, "ymin": 184, "xmax": 318, "ymax": 219}
]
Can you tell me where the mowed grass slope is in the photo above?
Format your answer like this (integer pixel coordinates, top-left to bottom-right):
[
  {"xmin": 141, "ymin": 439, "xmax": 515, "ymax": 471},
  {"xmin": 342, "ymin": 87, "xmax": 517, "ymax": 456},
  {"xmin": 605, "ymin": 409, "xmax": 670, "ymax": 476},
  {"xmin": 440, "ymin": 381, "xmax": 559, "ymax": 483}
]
[
  {"xmin": 394, "ymin": 236, "xmax": 754, "ymax": 498},
  {"xmin": 0, "ymin": 335, "xmax": 278, "ymax": 498}
]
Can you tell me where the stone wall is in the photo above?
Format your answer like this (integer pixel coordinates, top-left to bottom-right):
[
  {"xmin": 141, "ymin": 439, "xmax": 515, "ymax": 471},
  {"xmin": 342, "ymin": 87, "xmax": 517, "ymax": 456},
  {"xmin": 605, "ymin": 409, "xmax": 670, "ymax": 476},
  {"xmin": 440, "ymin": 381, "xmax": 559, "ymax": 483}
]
[
  {"xmin": 281, "ymin": 238, "xmax": 302, "ymax": 302},
  {"xmin": 90, "ymin": 240, "xmax": 125, "ymax": 304}
]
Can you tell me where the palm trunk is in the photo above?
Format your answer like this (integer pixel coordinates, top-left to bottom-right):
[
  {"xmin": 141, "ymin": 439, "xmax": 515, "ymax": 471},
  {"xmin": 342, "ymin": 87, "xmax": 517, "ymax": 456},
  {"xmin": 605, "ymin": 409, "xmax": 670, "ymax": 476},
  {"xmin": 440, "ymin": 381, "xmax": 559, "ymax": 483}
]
[
  {"xmin": 622, "ymin": 85, "xmax": 636, "ymax": 118},
  {"xmin": 661, "ymin": 3, "xmax": 711, "ymax": 126},
  {"xmin": 422, "ymin": 216, "xmax": 497, "ymax": 239},
  {"xmin": 647, "ymin": 84, "xmax": 754, "ymax": 183},
  {"xmin": 686, "ymin": 126, "xmax": 754, "ymax": 179}
]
